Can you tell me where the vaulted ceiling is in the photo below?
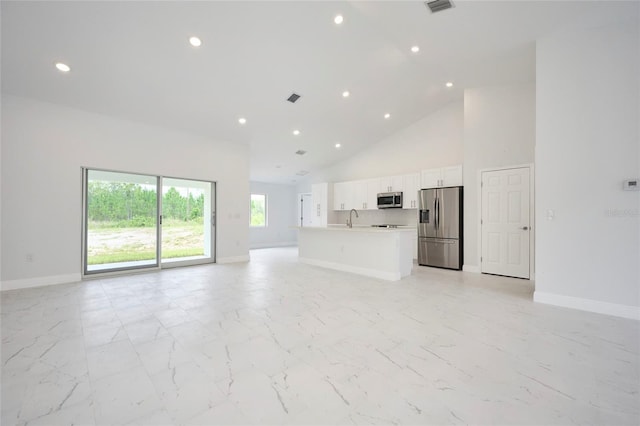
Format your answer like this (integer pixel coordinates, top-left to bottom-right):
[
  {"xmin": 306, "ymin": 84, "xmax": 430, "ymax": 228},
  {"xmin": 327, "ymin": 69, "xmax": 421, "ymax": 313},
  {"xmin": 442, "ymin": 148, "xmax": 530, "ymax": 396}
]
[{"xmin": 1, "ymin": 1, "xmax": 608, "ymax": 184}]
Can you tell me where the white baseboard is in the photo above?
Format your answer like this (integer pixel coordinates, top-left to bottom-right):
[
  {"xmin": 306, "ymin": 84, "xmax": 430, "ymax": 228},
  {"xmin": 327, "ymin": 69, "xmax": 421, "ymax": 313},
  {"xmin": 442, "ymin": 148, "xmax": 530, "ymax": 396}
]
[
  {"xmin": 217, "ymin": 255, "xmax": 250, "ymax": 264},
  {"xmin": 1, "ymin": 273, "xmax": 82, "ymax": 291},
  {"xmin": 463, "ymin": 264, "xmax": 481, "ymax": 273},
  {"xmin": 299, "ymin": 257, "xmax": 401, "ymax": 281},
  {"xmin": 249, "ymin": 241, "xmax": 297, "ymax": 250},
  {"xmin": 534, "ymin": 291, "xmax": 640, "ymax": 321}
]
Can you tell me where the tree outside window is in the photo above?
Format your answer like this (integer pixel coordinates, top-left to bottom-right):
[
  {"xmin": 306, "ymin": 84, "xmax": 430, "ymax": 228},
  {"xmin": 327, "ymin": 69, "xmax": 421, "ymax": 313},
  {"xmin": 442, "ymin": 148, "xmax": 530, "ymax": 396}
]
[{"xmin": 250, "ymin": 194, "xmax": 267, "ymax": 227}]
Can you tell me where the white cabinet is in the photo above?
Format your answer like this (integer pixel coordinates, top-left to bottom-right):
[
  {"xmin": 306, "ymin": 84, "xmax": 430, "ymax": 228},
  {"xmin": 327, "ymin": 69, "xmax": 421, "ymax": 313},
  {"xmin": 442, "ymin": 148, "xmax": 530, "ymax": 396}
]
[
  {"xmin": 402, "ymin": 173, "xmax": 420, "ymax": 209},
  {"xmin": 420, "ymin": 165, "xmax": 463, "ymax": 189},
  {"xmin": 354, "ymin": 180, "xmax": 367, "ymax": 210},
  {"xmin": 311, "ymin": 183, "xmax": 333, "ymax": 226},
  {"xmin": 442, "ymin": 166, "xmax": 463, "ymax": 186},
  {"xmin": 366, "ymin": 178, "xmax": 380, "ymax": 210},
  {"xmin": 333, "ymin": 182, "xmax": 346, "ymax": 211},
  {"xmin": 420, "ymin": 168, "xmax": 442, "ymax": 189},
  {"xmin": 379, "ymin": 175, "xmax": 404, "ymax": 193},
  {"xmin": 333, "ymin": 181, "xmax": 354, "ymax": 211},
  {"xmin": 331, "ymin": 166, "xmax": 462, "ymax": 212},
  {"xmin": 353, "ymin": 178, "xmax": 379, "ymax": 210}
]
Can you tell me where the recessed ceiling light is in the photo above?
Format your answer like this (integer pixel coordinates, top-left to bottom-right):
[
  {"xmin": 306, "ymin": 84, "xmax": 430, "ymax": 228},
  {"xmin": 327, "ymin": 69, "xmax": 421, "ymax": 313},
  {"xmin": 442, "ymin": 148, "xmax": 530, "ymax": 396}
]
[
  {"xmin": 55, "ymin": 62, "xmax": 70, "ymax": 72},
  {"xmin": 411, "ymin": 46, "xmax": 420, "ymax": 53},
  {"xmin": 334, "ymin": 14, "xmax": 344, "ymax": 25},
  {"xmin": 238, "ymin": 117, "xmax": 247, "ymax": 125},
  {"xmin": 384, "ymin": 113, "xmax": 391, "ymax": 119},
  {"xmin": 335, "ymin": 143, "xmax": 341, "ymax": 148},
  {"xmin": 342, "ymin": 91, "xmax": 350, "ymax": 98},
  {"xmin": 446, "ymin": 82, "xmax": 454, "ymax": 88},
  {"xmin": 189, "ymin": 36, "xmax": 202, "ymax": 47},
  {"xmin": 293, "ymin": 130, "xmax": 300, "ymax": 136}
]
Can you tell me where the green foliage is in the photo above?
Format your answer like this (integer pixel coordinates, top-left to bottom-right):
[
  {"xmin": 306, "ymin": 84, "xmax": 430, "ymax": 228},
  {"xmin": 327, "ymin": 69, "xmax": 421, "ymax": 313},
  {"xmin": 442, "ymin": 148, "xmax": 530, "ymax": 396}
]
[
  {"xmin": 87, "ymin": 182, "xmax": 205, "ymax": 226},
  {"xmin": 250, "ymin": 196, "xmax": 266, "ymax": 226}
]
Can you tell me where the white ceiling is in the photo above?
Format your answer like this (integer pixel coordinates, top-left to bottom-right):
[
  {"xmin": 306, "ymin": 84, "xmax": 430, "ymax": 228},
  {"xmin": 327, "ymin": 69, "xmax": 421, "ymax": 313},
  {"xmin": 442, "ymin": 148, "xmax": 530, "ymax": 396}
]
[{"xmin": 1, "ymin": 1, "xmax": 609, "ymax": 184}]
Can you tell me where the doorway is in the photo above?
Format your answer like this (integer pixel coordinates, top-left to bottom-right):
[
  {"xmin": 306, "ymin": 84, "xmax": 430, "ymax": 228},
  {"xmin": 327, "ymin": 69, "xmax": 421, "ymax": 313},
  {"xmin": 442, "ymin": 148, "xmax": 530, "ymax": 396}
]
[
  {"xmin": 480, "ymin": 166, "xmax": 532, "ymax": 279},
  {"xmin": 299, "ymin": 193, "xmax": 313, "ymax": 227},
  {"xmin": 82, "ymin": 168, "xmax": 216, "ymax": 275}
]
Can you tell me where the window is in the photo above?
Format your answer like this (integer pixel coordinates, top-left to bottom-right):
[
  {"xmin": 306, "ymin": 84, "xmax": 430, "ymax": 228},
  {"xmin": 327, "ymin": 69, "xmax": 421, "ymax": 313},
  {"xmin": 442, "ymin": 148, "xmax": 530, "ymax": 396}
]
[{"xmin": 250, "ymin": 194, "xmax": 267, "ymax": 227}]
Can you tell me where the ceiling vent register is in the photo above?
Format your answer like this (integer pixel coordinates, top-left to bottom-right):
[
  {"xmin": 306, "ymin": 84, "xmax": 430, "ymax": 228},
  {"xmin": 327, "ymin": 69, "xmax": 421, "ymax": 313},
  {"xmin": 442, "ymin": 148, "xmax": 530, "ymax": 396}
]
[
  {"xmin": 425, "ymin": 0, "xmax": 454, "ymax": 13},
  {"xmin": 287, "ymin": 93, "xmax": 301, "ymax": 103},
  {"xmin": 296, "ymin": 170, "xmax": 309, "ymax": 176}
]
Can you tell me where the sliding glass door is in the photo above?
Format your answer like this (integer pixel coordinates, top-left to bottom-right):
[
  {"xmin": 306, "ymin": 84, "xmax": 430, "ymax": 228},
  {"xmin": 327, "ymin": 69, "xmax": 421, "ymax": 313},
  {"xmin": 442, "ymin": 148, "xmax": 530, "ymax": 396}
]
[
  {"xmin": 161, "ymin": 177, "xmax": 215, "ymax": 267},
  {"xmin": 83, "ymin": 169, "xmax": 215, "ymax": 275},
  {"xmin": 84, "ymin": 170, "xmax": 159, "ymax": 274}
]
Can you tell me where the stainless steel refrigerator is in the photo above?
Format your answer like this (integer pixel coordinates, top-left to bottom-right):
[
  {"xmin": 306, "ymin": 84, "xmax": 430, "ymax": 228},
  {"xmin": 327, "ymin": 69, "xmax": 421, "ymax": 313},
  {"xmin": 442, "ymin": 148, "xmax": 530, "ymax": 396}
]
[{"xmin": 418, "ymin": 187, "xmax": 463, "ymax": 270}]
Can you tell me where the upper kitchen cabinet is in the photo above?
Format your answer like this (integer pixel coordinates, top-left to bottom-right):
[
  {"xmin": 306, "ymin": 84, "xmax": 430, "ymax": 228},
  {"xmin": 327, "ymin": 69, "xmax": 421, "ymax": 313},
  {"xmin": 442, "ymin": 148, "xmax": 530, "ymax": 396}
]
[
  {"xmin": 403, "ymin": 173, "xmax": 420, "ymax": 209},
  {"xmin": 379, "ymin": 175, "xmax": 405, "ymax": 193},
  {"xmin": 311, "ymin": 183, "xmax": 334, "ymax": 226},
  {"xmin": 420, "ymin": 165, "xmax": 463, "ymax": 189},
  {"xmin": 442, "ymin": 166, "xmax": 463, "ymax": 186},
  {"xmin": 333, "ymin": 181, "xmax": 355, "ymax": 211},
  {"xmin": 353, "ymin": 178, "xmax": 379, "ymax": 210}
]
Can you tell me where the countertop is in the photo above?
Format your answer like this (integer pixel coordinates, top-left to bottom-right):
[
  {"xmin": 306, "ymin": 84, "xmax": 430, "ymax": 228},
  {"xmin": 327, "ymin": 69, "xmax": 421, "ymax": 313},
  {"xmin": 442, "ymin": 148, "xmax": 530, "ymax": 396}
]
[{"xmin": 296, "ymin": 225, "xmax": 416, "ymax": 233}]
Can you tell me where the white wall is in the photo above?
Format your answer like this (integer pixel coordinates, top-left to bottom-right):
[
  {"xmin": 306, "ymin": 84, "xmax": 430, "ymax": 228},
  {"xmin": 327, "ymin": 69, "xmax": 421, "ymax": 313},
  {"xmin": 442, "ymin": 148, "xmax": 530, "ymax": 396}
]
[
  {"xmin": 301, "ymin": 101, "xmax": 464, "ymax": 190},
  {"xmin": 535, "ymin": 9, "xmax": 640, "ymax": 319},
  {"xmin": 249, "ymin": 181, "xmax": 297, "ymax": 249},
  {"xmin": 463, "ymin": 83, "xmax": 536, "ymax": 272},
  {"xmin": 1, "ymin": 95, "xmax": 250, "ymax": 290}
]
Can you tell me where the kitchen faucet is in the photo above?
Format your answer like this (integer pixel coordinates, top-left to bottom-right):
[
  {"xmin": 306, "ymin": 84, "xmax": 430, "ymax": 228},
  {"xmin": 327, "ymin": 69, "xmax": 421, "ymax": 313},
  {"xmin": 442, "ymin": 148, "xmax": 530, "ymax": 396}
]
[{"xmin": 347, "ymin": 209, "xmax": 359, "ymax": 228}]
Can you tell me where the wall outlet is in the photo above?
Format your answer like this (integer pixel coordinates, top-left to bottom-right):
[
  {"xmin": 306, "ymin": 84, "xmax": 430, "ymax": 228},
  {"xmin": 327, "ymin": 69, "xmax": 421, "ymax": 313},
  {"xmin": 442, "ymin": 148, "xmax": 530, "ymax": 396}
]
[
  {"xmin": 546, "ymin": 209, "xmax": 555, "ymax": 221},
  {"xmin": 25, "ymin": 253, "xmax": 34, "ymax": 262}
]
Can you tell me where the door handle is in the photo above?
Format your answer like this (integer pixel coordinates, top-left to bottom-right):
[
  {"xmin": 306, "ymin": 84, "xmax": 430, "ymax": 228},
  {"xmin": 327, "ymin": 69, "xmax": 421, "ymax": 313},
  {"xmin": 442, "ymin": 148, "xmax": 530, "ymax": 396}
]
[
  {"xmin": 211, "ymin": 213, "xmax": 216, "ymax": 226},
  {"xmin": 522, "ymin": 226, "xmax": 529, "ymax": 230}
]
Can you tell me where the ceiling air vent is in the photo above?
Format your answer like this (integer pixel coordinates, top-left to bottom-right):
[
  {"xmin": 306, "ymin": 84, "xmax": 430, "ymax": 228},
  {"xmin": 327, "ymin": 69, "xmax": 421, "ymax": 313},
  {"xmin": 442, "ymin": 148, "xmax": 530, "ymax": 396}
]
[
  {"xmin": 296, "ymin": 170, "xmax": 309, "ymax": 176},
  {"xmin": 287, "ymin": 93, "xmax": 301, "ymax": 103},
  {"xmin": 295, "ymin": 149, "xmax": 307, "ymax": 156},
  {"xmin": 425, "ymin": 0, "xmax": 453, "ymax": 13}
]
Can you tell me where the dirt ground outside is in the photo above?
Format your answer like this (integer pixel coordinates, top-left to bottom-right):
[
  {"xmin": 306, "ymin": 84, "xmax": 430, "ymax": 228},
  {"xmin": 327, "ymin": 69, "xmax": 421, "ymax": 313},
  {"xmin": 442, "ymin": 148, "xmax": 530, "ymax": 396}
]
[{"xmin": 87, "ymin": 223, "xmax": 205, "ymax": 263}]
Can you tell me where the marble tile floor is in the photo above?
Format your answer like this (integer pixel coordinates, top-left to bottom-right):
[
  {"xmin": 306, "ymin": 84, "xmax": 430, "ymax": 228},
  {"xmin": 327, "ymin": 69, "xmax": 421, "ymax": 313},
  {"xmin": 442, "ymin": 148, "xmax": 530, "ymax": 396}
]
[{"xmin": 1, "ymin": 247, "xmax": 638, "ymax": 425}]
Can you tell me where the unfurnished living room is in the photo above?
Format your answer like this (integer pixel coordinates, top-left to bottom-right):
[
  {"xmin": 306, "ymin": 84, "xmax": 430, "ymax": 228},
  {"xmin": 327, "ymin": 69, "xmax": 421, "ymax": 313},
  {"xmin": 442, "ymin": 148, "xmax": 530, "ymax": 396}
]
[{"xmin": 1, "ymin": 1, "xmax": 639, "ymax": 425}]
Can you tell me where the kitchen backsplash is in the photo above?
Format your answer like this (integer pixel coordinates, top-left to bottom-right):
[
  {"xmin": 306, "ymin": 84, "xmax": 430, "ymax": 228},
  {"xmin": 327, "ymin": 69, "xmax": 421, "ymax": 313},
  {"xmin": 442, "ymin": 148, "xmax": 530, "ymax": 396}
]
[{"xmin": 333, "ymin": 209, "xmax": 418, "ymax": 227}]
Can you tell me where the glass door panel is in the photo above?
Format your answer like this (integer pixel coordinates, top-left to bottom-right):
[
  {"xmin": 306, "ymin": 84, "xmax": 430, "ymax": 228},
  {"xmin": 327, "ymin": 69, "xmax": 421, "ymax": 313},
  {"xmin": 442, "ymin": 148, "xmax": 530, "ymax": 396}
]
[
  {"xmin": 161, "ymin": 178, "xmax": 215, "ymax": 265},
  {"xmin": 84, "ymin": 169, "xmax": 159, "ymax": 274}
]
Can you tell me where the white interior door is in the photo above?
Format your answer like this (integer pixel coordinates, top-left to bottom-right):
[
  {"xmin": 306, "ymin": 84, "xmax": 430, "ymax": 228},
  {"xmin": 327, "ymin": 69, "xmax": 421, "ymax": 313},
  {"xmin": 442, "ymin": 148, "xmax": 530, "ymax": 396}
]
[
  {"xmin": 300, "ymin": 193, "xmax": 313, "ymax": 226},
  {"xmin": 481, "ymin": 167, "xmax": 530, "ymax": 279}
]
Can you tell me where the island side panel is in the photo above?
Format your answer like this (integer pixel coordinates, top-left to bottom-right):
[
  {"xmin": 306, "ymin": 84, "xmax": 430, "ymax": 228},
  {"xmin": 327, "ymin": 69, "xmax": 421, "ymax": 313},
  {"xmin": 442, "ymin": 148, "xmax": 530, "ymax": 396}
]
[{"xmin": 298, "ymin": 228, "xmax": 413, "ymax": 281}]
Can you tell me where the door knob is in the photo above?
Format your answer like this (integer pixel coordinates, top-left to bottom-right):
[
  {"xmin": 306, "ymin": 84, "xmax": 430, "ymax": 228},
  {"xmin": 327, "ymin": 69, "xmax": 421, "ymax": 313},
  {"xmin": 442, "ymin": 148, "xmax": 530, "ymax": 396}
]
[{"xmin": 522, "ymin": 226, "xmax": 529, "ymax": 230}]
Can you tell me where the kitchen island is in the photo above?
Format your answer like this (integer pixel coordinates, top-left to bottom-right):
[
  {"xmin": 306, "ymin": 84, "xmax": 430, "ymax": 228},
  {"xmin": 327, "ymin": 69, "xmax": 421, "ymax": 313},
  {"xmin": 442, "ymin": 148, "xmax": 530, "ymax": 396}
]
[{"xmin": 296, "ymin": 225, "xmax": 415, "ymax": 281}]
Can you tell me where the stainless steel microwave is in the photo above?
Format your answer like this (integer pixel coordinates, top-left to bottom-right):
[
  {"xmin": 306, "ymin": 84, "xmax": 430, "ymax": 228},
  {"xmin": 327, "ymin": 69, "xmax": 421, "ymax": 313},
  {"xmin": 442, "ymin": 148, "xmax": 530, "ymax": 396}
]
[{"xmin": 377, "ymin": 192, "xmax": 403, "ymax": 209}]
